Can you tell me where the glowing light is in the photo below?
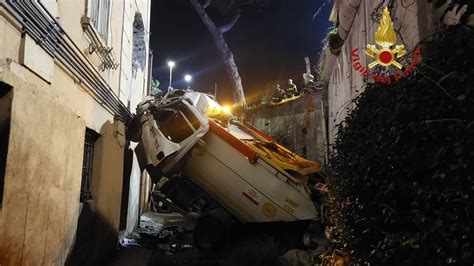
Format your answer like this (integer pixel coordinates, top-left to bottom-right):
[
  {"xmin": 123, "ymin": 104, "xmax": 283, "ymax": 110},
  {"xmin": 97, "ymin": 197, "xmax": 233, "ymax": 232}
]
[
  {"xmin": 206, "ymin": 101, "xmax": 224, "ymax": 116},
  {"xmin": 222, "ymin": 105, "xmax": 232, "ymax": 114},
  {"xmin": 184, "ymin": 74, "xmax": 192, "ymax": 83},
  {"xmin": 167, "ymin": 61, "xmax": 175, "ymax": 68}
]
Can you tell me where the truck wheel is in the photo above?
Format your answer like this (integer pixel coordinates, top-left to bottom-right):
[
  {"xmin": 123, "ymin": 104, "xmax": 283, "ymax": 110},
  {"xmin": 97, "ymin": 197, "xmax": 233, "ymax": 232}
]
[{"xmin": 193, "ymin": 208, "xmax": 235, "ymax": 250}]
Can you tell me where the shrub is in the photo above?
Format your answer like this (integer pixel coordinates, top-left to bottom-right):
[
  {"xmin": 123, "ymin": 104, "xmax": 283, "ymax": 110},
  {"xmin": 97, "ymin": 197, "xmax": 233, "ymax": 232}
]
[{"xmin": 328, "ymin": 25, "xmax": 474, "ymax": 265}]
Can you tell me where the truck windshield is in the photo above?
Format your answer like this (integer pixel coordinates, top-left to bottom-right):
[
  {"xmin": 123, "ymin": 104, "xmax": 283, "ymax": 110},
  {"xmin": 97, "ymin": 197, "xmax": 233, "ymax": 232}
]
[
  {"xmin": 158, "ymin": 109, "xmax": 194, "ymax": 143},
  {"xmin": 156, "ymin": 104, "xmax": 201, "ymax": 143},
  {"xmin": 177, "ymin": 105, "xmax": 201, "ymax": 131}
]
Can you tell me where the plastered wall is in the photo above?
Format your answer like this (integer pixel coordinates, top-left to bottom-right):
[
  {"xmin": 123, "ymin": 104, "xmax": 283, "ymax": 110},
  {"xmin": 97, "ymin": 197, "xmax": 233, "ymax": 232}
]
[
  {"xmin": 322, "ymin": 1, "xmax": 435, "ymax": 144},
  {"xmin": 0, "ymin": 75, "xmax": 85, "ymax": 265},
  {"xmin": 0, "ymin": 4, "xmax": 128, "ymax": 264}
]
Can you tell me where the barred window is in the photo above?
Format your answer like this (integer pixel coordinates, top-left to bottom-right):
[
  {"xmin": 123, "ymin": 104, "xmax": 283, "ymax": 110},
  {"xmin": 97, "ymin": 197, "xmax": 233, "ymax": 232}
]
[
  {"xmin": 80, "ymin": 128, "xmax": 100, "ymax": 202},
  {"xmin": 89, "ymin": 0, "xmax": 111, "ymax": 42}
]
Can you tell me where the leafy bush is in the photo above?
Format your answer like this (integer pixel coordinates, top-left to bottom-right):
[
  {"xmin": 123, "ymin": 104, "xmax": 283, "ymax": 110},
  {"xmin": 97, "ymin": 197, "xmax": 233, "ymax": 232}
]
[{"xmin": 328, "ymin": 25, "xmax": 474, "ymax": 265}]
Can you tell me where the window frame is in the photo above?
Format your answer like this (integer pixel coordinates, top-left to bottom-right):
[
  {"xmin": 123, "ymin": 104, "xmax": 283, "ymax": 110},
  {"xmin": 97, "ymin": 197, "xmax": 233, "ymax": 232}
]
[
  {"xmin": 80, "ymin": 128, "xmax": 100, "ymax": 202},
  {"xmin": 156, "ymin": 109, "xmax": 195, "ymax": 144},
  {"xmin": 86, "ymin": 0, "xmax": 111, "ymax": 43}
]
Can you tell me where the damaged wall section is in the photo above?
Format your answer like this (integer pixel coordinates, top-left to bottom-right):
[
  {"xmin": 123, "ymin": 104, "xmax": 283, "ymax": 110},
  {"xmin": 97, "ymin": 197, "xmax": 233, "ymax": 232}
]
[{"xmin": 132, "ymin": 12, "xmax": 147, "ymax": 73}]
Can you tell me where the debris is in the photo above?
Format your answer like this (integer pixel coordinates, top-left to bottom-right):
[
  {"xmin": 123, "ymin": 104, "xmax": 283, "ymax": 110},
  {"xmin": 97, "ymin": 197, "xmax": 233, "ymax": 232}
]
[
  {"xmin": 119, "ymin": 237, "xmax": 141, "ymax": 247},
  {"xmin": 280, "ymin": 249, "xmax": 311, "ymax": 266}
]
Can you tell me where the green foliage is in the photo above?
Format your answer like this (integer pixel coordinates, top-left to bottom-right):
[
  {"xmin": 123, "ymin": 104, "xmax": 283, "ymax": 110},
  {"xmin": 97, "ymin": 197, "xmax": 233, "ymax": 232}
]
[
  {"xmin": 328, "ymin": 23, "xmax": 338, "ymax": 34},
  {"xmin": 151, "ymin": 79, "xmax": 161, "ymax": 95},
  {"xmin": 328, "ymin": 25, "xmax": 474, "ymax": 265}
]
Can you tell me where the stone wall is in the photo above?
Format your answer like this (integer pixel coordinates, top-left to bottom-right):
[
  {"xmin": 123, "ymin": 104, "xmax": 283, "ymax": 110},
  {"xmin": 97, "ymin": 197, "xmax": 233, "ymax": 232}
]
[{"xmin": 249, "ymin": 92, "xmax": 328, "ymax": 167}]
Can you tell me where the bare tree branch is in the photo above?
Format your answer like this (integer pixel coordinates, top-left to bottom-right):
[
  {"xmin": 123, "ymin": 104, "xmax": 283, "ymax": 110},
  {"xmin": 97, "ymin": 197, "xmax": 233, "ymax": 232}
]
[
  {"xmin": 190, "ymin": 0, "xmax": 218, "ymax": 30},
  {"xmin": 236, "ymin": 0, "xmax": 253, "ymax": 5},
  {"xmin": 219, "ymin": 11, "xmax": 241, "ymax": 33},
  {"xmin": 190, "ymin": 0, "xmax": 247, "ymax": 106},
  {"xmin": 202, "ymin": 0, "xmax": 211, "ymax": 9}
]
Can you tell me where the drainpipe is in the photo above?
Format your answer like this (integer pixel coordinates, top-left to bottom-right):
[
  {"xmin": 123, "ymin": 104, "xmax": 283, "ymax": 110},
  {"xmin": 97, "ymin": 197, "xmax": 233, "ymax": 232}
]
[{"xmin": 146, "ymin": 50, "xmax": 153, "ymax": 96}]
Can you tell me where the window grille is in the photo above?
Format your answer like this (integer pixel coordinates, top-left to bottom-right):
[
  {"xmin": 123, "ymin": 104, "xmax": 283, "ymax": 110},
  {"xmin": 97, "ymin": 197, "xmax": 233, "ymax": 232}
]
[
  {"xmin": 80, "ymin": 128, "xmax": 100, "ymax": 202},
  {"xmin": 89, "ymin": 0, "xmax": 111, "ymax": 42},
  {"xmin": 82, "ymin": 0, "xmax": 118, "ymax": 70}
]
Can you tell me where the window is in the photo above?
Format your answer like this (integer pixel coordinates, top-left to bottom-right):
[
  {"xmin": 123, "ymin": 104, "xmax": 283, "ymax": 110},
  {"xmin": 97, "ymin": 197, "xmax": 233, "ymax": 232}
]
[
  {"xmin": 80, "ymin": 128, "xmax": 100, "ymax": 202},
  {"xmin": 0, "ymin": 82, "xmax": 13, "ymax": 208},
  {"xmin": 89, "ymin": 0, "xmax": 111, "ymax": 41},
  {"xmin": 153, "ymin": 104, "xmax": 202, "ymax": 144},
  {"xmin": 157, "ymin": 110, "xmax": 195, "ymax": 143},
  {"xmin": 82, "ymin": 0, "xmax": 118, "ymax": 71},
  {"xmin": 178, "ymin": 105, "xmax": 201, "ymax": 131}
]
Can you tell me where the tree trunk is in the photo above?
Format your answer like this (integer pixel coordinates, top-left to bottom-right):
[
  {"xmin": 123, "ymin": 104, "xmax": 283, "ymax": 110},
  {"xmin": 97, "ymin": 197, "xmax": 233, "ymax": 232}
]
[{"xmin": 190, "ymin": 0, "xmax": 247, "ymax": 107}]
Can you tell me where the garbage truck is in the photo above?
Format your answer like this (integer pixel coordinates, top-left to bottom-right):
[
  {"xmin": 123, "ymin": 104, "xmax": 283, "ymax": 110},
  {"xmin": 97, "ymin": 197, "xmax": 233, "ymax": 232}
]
[{"xmin": 128, "ymin": 89, "xmax": 326, "ymax": 250}]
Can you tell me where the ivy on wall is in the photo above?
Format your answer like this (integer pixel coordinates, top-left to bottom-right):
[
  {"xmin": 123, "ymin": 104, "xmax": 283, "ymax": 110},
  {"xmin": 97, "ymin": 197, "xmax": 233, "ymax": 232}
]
[{"xmin": 328, "ymin": 24, "xmax": 474, "ymax": 265}]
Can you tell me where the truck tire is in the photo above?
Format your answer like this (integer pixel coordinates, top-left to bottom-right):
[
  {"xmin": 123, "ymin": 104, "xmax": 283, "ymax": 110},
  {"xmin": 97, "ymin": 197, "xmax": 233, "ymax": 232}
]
[{"xmin": 193, "ymin": 208, "xmax": 235, "ymax": 250}]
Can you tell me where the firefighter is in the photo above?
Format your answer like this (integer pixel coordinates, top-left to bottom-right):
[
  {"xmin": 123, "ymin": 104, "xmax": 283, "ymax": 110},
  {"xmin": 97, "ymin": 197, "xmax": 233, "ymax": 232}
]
[
  {"xmin": 271, "ymin": 84, "xmax": 286, "ymax": 103},
  {"xmin": 286, "ymin": 79, "xmax": 299, "ymax": 97},
  {"xmin": 302, "ymin": 73, "xmax": 316, "ymax": 93}
]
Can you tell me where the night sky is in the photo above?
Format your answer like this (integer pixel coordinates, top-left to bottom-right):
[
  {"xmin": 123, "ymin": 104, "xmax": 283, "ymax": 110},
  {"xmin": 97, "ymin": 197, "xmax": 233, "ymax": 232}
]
[{"xmin": 150, "ymin": 0, "xmax": 332, "ymax": 104}]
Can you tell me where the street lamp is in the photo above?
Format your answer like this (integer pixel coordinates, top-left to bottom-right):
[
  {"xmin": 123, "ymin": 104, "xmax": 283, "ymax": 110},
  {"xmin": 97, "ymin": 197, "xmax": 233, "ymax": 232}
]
[
  {"xmin": 184, "ymin": 74, "xmax": 192, "ymax": 83},
  {"xmin": 167, "ymin": 60, "xmax": 175, "ymax": 91},
  {"xmin": 184, "ymin": 74, "xmax": 192, "ymax": 89}
]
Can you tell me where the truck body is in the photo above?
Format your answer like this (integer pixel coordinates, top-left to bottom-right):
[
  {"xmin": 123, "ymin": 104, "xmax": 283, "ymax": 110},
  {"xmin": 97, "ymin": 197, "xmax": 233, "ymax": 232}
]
[{"xmin": 131, "ymin": 90, "xmax": 323, "ymax": 224}]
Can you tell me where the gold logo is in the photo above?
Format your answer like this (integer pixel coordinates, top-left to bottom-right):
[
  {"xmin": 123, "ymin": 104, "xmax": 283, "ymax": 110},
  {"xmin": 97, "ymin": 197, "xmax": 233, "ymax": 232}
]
[
  {"xmin": 262, "ymin": 202, "xmax": 277, "ymax": 217},
  {"xmin": 366, "ymin": 7, "xmax": 406, "ymax": 69}
]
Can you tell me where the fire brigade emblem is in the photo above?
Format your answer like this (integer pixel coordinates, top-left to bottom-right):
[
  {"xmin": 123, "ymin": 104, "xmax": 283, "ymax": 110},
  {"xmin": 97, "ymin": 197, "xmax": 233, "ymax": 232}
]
[{"xmin": 366, "ymin": 7, "xmax": 406, "ymax": 69}]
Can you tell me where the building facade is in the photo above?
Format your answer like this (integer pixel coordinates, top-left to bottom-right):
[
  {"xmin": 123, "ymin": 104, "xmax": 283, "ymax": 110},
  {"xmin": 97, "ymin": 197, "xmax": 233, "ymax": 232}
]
[
  {"xmin": 0, "ymin": 0, "xmax": 151, "ymax": 265},
  {"xmin": 319, "ymin": 0, "xmax": 469, "ymax": 145}
]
